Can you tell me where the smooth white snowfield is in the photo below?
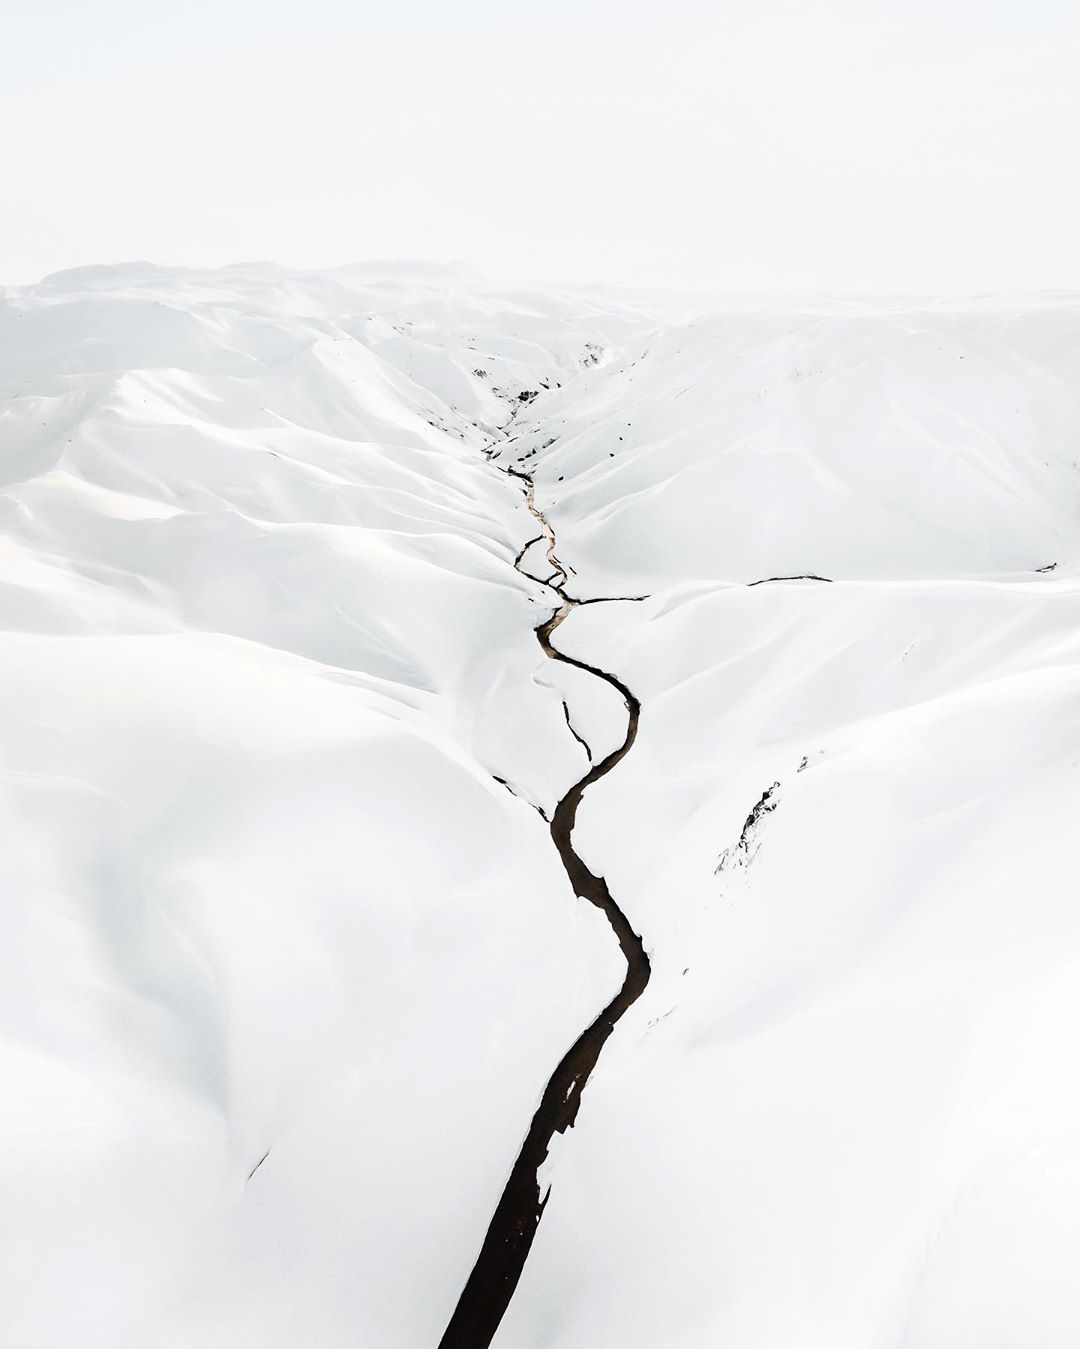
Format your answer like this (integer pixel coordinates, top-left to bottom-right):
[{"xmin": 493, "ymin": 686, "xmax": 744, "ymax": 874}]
[{"xmin": 2, "ymin": 264, "xmax": 1079, "ymax": 1349}]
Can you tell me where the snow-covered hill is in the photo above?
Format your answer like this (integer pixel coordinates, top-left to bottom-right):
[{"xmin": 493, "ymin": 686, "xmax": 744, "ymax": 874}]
[{"xmin": 3, "ymin": 264, "xmax": 1080, "ymax": 1348}]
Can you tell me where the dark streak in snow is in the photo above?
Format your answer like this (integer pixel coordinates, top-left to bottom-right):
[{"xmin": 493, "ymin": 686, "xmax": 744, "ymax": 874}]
[
  {"xmin": 561, "ymin": 698, "xmax": 593, "ymax": 763},
  {"xmin": 747, "ymin": 574, "xmax": 833, "ymax": 587},
  {"xmin": 246, "ymin": 1151, "xmax": 270, "ymax": 1182},
  {"xmin": 716, "ymin": 781, "xmax": 782, "ymax": 874},
  {"xmin": 437, "ymin": 460, "xmax": 651, "ymax": 1349}
]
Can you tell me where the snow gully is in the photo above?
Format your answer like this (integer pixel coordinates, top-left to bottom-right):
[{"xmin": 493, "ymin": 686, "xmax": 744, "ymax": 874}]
[{"xmin": 436, "ymin": 460, "xmax": 652, "ymax": 1349}]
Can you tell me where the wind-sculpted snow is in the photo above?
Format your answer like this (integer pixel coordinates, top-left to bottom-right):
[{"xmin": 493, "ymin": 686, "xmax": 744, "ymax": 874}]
[
  {"xmin": 3, "ymin": 266, "xmax": 1080, "ymax": 1348},
  {"xmin": 510, "ymin": 302, "xmax": 1080, "ymax": 591},
  {"xmin": 496, "ymin": 310, "xmax": 1080, "ymax": 1345},
  {"xmin": 0, "ymin": 263, "xmax": 642, "ymax": 1348}
]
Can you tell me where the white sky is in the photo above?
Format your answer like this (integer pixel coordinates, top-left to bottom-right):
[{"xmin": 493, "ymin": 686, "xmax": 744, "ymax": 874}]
[{"xmin": 3, "ymin": 0, "xmax": 1079, "ymax": 292}]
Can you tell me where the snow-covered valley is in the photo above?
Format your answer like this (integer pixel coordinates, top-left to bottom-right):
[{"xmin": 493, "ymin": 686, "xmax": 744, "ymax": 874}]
[{"xmin": 3, "ymin": 263, "xmax": 1080, "ymax": 1348}]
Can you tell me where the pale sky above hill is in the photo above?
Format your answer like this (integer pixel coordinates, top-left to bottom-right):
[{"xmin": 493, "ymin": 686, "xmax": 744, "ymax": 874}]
[{"xmin": 3, "ymin": 0, "xmax": 1079, "ymax": 293}]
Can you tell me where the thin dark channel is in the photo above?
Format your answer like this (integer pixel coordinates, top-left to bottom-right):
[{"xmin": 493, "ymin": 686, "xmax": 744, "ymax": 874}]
[{"xmin": 436, "ymin": 463, "xmax": 651, "ymax": 1349}]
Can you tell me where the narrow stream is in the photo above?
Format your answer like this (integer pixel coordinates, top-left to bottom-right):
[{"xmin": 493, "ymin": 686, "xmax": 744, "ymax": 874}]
[{"xmin": 436, "ymin": 464, "xmax": 651, "ymax": 1349}]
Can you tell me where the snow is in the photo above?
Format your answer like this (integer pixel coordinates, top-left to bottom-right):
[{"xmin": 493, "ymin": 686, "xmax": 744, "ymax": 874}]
[
  {"xmin": 3, "ymin": 263, "xmax": 1080, "ymax": 1347},
  {"xmin": 514, "ymin": 584, "xmax": 1080, "ymax": 1349},
  {"xmin": 511, "ymin": 302, "xmax": 1080, "ymax": 591},
  {"xmin": 0, "ymin": 264, "xmax": 627, "ymax": 1348}
]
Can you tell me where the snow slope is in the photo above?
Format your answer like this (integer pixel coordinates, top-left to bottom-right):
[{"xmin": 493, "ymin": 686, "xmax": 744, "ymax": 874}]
[
  {"xmin": 3, "ymin": 266, "xmax": 1080, "ymax": 1348},
  {"xmin": 0, "ymin": 263, "xmax": 639, "ymax": 1348},
  {"xmin": 498, "ymin": 299, "xmax": 1080, "ymax": 1349},
  {"xmin": 512, "ymin": 301, "xmax": 1080, "ymax": 590}
]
